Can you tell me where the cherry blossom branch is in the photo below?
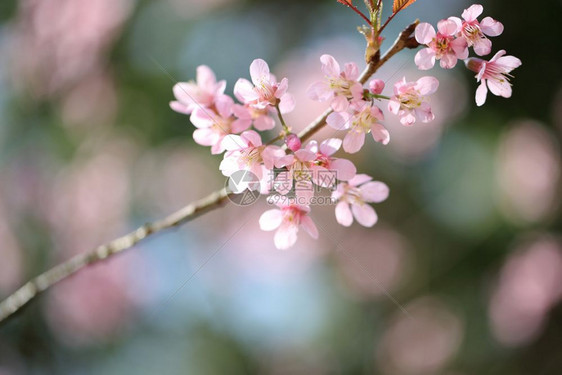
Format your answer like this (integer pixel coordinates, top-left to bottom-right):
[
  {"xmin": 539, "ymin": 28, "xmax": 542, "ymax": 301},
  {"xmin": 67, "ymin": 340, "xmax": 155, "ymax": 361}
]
[
  {"xmin": 0, "ymin": 20, "xmax": 419, "ymax": 325},
  {"xmin": 0, "ymin": 188, "xmax": 232, "ymax": 323}
]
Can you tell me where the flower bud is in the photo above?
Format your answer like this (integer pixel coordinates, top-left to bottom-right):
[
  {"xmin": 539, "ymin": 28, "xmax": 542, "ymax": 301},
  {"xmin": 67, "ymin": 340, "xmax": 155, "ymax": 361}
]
[
  {"xmin": 285, "ymin": 133, "xmax": 301, "ymax": 151},
  {"xmin": 465, "ymin": 58, "xmax": 484, "ymax": 73},
  {"xmin": 369, "ymin": 79, "xmax": 385, "ymax": 95}
]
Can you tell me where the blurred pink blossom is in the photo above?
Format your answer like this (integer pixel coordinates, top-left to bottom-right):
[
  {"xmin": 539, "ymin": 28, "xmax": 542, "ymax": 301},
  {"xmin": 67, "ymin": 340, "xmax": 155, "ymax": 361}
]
[
  {"xmin": 377, "ymin": 297, "xmax": 463, "ymax": 375},
  {"xmin": 170, "ymin": 65, "xmax": 227, "ymax": 115},
  {"xmin": 10, "ymin": 0, "xmax": 133, "ymax": 97},
  {"xmin": 336, "ymin": 226, "xmax": 408, "ymax": 299},
  {"xmin": 496, "ymin": 121, "xmax": 561, "ymax": 224},
  {"xmin": 489, "ymin": 236, "xmax": 562, "ymax": 346},
  {"xmin": 45, "ymin": 138, "xmax": 141, "ymax": 345}
]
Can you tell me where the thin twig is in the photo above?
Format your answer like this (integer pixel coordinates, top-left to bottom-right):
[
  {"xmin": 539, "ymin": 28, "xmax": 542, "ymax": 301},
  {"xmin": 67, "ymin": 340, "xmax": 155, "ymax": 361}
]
[
  {"xmin": 0, "ymin": 21, "xmax": 420, "ymax": 325},
  {"xmin": 337, "ymin": 0, "xmax": 372, "ymax": 25}
]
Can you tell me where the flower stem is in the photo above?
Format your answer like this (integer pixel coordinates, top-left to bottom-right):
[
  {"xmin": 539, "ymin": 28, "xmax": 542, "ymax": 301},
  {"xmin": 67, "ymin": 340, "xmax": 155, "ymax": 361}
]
[
  {"xmin": 275, "ymin": 103, "xmax": 290, "ymax": 133},
  {"xmin": 266, "ymin": 133, "xmax": 285, "ymax": 146},
  {"xmin": 371, "ymin": 94, "xmax": 391, "ymax": 100},
  {"xmin": 338, "ymin": 0, "xmax": 372, "ymax": 25}
]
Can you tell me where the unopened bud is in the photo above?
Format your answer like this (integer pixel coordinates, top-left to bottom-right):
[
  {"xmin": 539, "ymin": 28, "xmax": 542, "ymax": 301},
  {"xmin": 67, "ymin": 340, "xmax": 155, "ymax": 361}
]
[
  {"xmin": 465, "ymin": 58, "xmax": 484, "ymax": 73},
  {"xmin": 369, "ymin": 79, "xmax": 385, "ymax": 95},
  {"xmin": 285, "ymin": 133, "xmax": 301, "ymax": 152}
]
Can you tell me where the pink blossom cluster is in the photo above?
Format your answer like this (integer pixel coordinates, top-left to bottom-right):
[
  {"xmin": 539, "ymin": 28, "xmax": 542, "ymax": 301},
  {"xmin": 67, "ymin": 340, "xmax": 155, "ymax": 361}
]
[
  {"xmin": 311, "ymin": 54, "xmax": 440, "ymax": 149},
  {"xmin": 171, "ymin": 58, "xmax": 395, "ymax": 249},
  {"xmin": 169, "ymin": 3, "xmax": 521, "ymax": 249},
  {"xmin": 414, "ymin": 4, "xmax": 521, "ymax": 105}
]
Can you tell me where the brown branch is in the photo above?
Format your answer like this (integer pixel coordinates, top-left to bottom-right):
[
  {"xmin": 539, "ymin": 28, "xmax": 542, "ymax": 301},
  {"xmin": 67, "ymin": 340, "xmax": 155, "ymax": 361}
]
[{"xmin": 0, "ymin": 21, "xmax": 420, "ymax": 325}]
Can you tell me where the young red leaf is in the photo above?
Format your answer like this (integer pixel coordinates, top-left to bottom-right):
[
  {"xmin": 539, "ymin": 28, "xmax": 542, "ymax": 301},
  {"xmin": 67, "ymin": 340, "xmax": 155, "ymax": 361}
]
[{"xmin": 392, "ymin": 0, "xmax": 417, "ymax": 13}]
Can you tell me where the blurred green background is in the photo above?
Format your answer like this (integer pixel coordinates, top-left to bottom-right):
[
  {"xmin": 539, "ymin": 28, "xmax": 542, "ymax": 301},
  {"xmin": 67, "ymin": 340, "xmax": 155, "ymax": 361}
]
[{"xmin": 0, "ymin": 0, "xmax": 561, "ymax": 374}]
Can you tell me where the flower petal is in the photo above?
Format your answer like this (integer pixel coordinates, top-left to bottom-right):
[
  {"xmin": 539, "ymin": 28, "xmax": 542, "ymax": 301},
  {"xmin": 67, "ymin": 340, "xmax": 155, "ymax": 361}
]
[
  {"xmin": 279, "ymin": 93, "xmax": 295, "ymax": 113},
  {"xmin": 234, "ymin": 78, "xmax": 259, "ymax": 103},
  {"xmin": 259, "ymin": 209, "xmax": 283, "ymax": 231},
  {"xmin": 415, "ymin": 23, "xmax": 436, "ymax": 45},
  {"xmin": 241, "ymin": 130, "xmax": 262, "ymax": 147},
  {"xmin": 193, "ymin": 128, "xmax": 219, "ymax": 147},
  {"xmin": 462, "ymin": 4, "xmax": 483, "ymax": 22},
  {"xmin": 371, "ymin": 123, "xmax": 390, "ymax": 145},
  {"xmin": 307, "ymin": 81, "xmax": 332, "ymax": 101},
  {"xmin": 343, "ymin": 131, "xmax": 365, "ymax": 154},
  {"xmin": 319, "ymin": 138, "xmax": 342, "ymax": 156},
  {"xmin": 254, "ymin": 115, "xmax": 276, "ymax": 131},
  {"xmin": 439, "ymin": 53, "xmax": 458, "ymax": 69},
  {"xmin": 274, "ymin": 222, "xmax": 299, "ymax": 250},
  {"xmin": 196, "ymin": 65, "xmax": 217, "ymax": 89},
  {"xmin": 300, "ymin": 215, "xmax": 319, "ymax": 239},
  {"xmin": 480, "ymin": 17, "xmax": 504, "ymax": 37},
  {"xmin": 331, "ymin": 158, "xmax": 357, "ymax": 181},
  {"xmin": 348, "ymin": 174, "xmax": 372, "ymax": 186},
  {"xmin": 415, "ymin": 76, "xmax": 439, "ymax": 96},
  {"xmin": 351, "ymin": 203, "xmax": 378, "ymax": 227},
  {"xmin": 295, "ymin": 149, "xmax": 316, "ymax": 162},
  {"xmin": 221, "ymin": 134, "xmax": 244, "ymax": 151},
  {"xmin": 487, "ymin": 78, "xmax": 512, "ymax": 98},
  {"xmin": 475, "ymin": 81, "xmax": 488, "ymax": 106},
  {"xmin": 415, "ymin": 48, "xmax": 436, "ymax": 70},
  {"xmin": 331, "ymin": 95, "xmax": 350, "ymax": 112},
  {"xmin": 327, "ymin": 112, "xmax": 351, "ymax": 131},
  {"xmin": 320, "ymin": 54, "xmax": 340, "ymax": 77},
  {"xmin": 473, "ymin": 37, "xmax": 492, "ymax": 56},
  {"xmin": 335, "ymin": 201, "xmax": 353, "ymax": 227},
  {"xmin": 359, "ymin": 181, "xmax": 389, "ymax": 203},
  {"xmin": 437, "ymin": 18, "xmax": 460, "ymax": 36},
  {"xmin": 249, "ymin": 59, "xmax": 270, "ymax": 85}
]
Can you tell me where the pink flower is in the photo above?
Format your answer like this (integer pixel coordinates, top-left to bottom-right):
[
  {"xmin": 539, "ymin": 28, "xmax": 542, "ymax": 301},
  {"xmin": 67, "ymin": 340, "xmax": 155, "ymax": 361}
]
[
  {"xmin": 326, "ymin": 101, "xmax": 390, "ymax": 154},
  {"xmin": 458, "ymin": 4, "xmax": 504, "ymax": 56},
  {"xmin": 170, "ymin": 65, "xmax": 226, "ymax": 115},
  {"xmin": 304, "ymin": 138, "xmax": 357, "ymax": 186},
  {"xmin": 307, "ymin": 54, "xmax": 364, "ymax": 112},
  {"xmin": 190, "ymin": 95, "xmax": 251, "ymax": 154},
  {"xmin": 259, "ymin": 199, "xmax": 318, "ymax": 249},
  {"xmin": 332, "ymin": 174, "xmax": 389, "ymax": 227},
  {"xmin": 233, "ymin": 105, "xmax": 275, "ymax": 131},
  {"xmin": 465, "ymin": 50, "xmax": 522, "ymax": 106},
  {"xmin": 273, "ymin": 149, "xmax": 318, "ymax": 204},
  {"xmin": 220, "ymin": 130, "xmax": 284, "ymax": 179},
  {"xmin": 415, "ymin": 18, "xmax": 468, "ymax": 70},
  {"xmin": 234, "ymin": 59, "xmax": 294, "ymax": 111},
  {"xmin": 388, "ymin": 76, "xmax": 439, "ymax": 126}
]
